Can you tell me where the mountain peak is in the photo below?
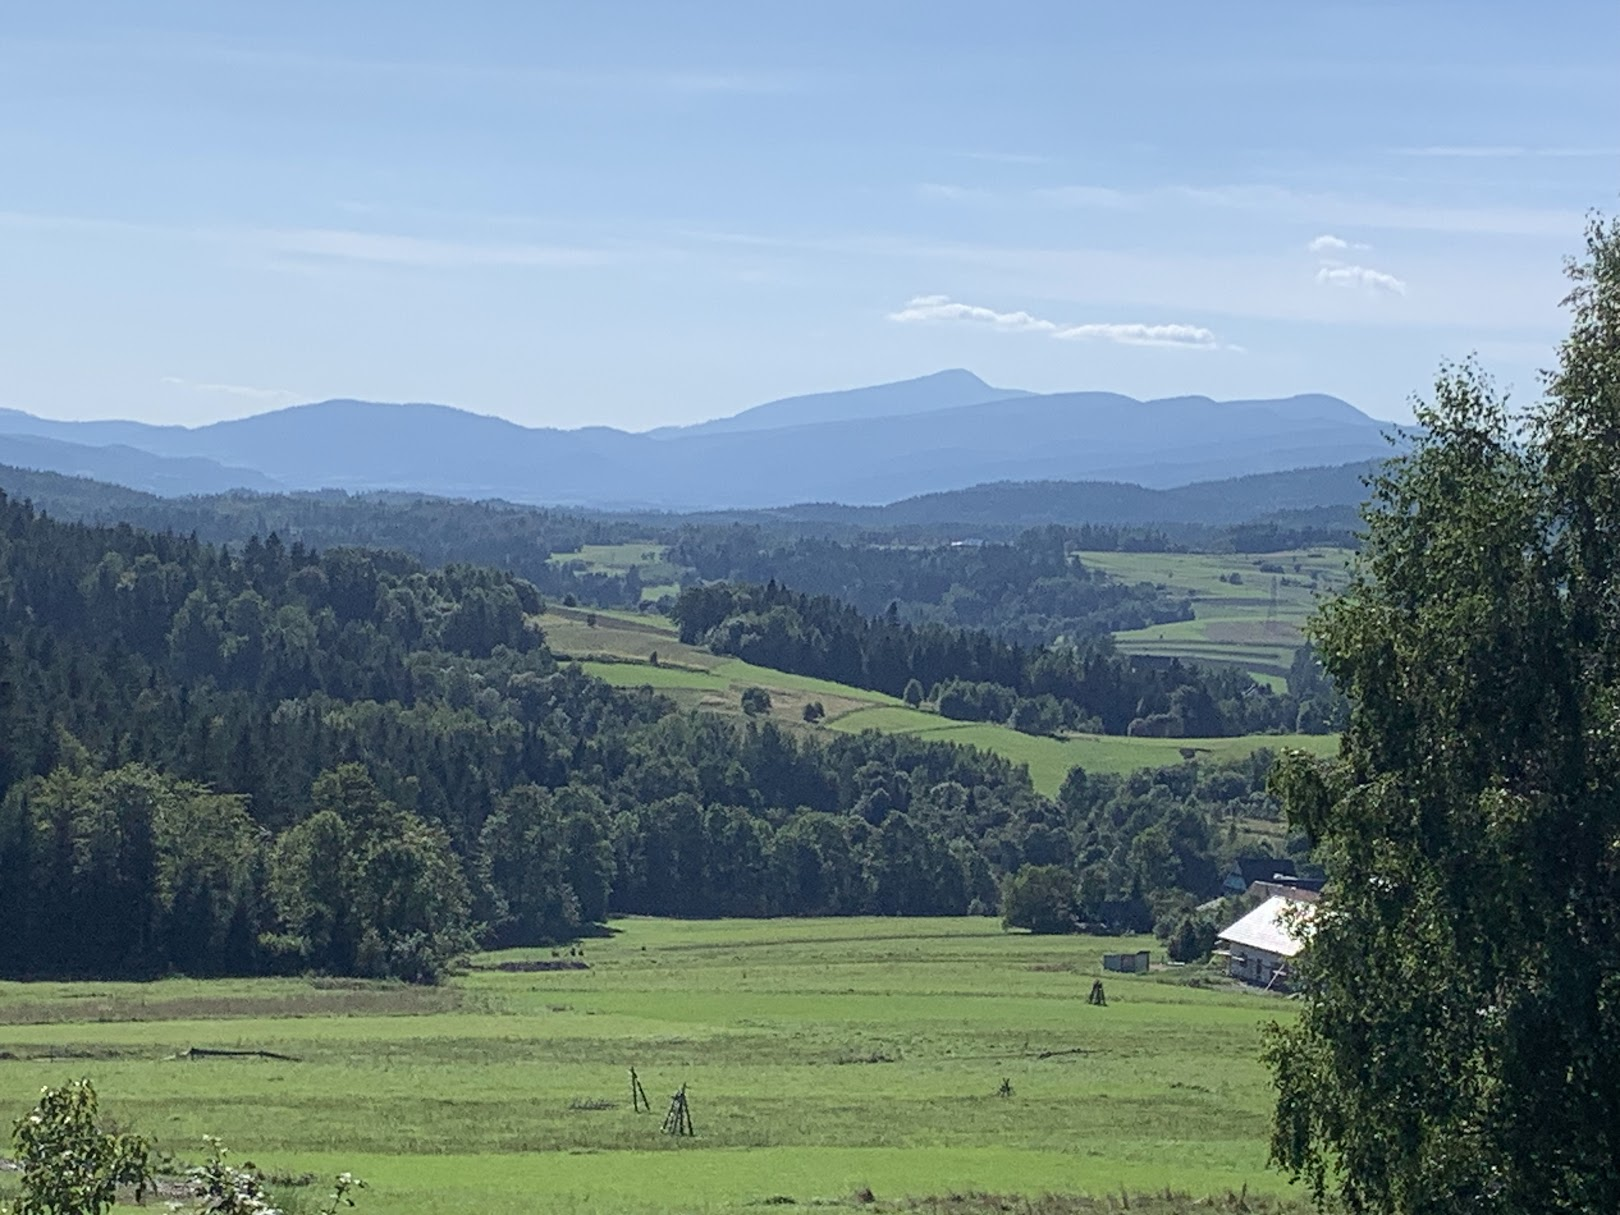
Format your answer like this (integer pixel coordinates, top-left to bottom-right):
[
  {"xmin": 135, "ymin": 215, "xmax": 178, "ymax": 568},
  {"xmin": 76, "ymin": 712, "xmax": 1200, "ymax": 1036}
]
[{"xmin": 648, "ymin": 369, "xmax": 1031, "ymax": 439}]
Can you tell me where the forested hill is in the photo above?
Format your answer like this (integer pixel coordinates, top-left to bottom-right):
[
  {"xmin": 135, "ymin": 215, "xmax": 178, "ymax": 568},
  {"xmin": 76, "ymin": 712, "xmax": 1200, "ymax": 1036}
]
[
  {"xmin": 0, "ymin": 490, "xmax": 1319, "ymax": 982},
  {"xmin": 0, "ymin": 463, "xmax": 1336, "ymax": 650},
  {"xmin": 672, "ymin": 581, "xmax": 1342, "ymax": 738},
  {"xmin": 691, "ymin": 461, "xmax": 1379, "ymax": 531},
  {"xmin": 0, "ymin": 458, "xmax": 1372, "ymax": 543},
  {"xmin": 0, "ymin": 463, "xmax": 650, "ymax": 607}
]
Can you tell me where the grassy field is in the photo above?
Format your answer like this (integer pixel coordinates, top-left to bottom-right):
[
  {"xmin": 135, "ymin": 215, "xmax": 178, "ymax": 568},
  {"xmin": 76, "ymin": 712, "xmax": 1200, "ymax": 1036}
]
[
  {"xmin": 826, "ymin": 708, "xmax": 1338, "ymax": 791},
  {"xmin": 549, "ymin": 542, "xmax": 684, "ymax": 603},
  {"xmin": 1077, "ymin": 550, "xmax": 1354, "ymax": 690},
  {"xmin": 541, "ymin": 603, "xmax": 904, "ymax": 726},
  {"xmin": 0, "ymin": 918, "xmax": 1307, "ymax": 1214},
  {"xmin": 539, "ymin": 605, "xmax": 1338, "ymax": 795}
]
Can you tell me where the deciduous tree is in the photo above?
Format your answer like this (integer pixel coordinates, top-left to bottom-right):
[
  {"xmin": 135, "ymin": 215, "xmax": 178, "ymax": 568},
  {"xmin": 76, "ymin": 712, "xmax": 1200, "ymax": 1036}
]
[{"xmin": 1266, "ymin": 214, "xmax": 1620, "ymax": 1213}]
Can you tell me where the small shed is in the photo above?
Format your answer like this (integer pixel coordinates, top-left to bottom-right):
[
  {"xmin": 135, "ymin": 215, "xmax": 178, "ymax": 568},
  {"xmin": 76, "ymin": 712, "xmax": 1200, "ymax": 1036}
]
[
  {"xmin": 1216, "ymin": 895, "xmax": 1315, "ymax": 990},
  {"xmin": 1102, "ymin": 949, "xmax": 1151, "ymax": 974}
]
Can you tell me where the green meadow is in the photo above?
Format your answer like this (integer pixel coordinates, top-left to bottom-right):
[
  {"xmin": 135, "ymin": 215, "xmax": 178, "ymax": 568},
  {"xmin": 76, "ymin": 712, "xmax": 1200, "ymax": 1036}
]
[
  {"xmin": 1077, "ymin": 549, "xmax": 1354, "ymax": 690},
  {"xmin": 539, "ymin": 605, "xmax": 1339, "ymax": 796},
  {"xmin": 548, "ymin": 542, "xmax": 684, "ymax": 603},
  {"xmin": 825, "ymin": 709, "xmax": 1338, "ymax": 793},
  {"xmin": 0, "ymin": 918, "xmax": 1306, "ymax": 1214}
]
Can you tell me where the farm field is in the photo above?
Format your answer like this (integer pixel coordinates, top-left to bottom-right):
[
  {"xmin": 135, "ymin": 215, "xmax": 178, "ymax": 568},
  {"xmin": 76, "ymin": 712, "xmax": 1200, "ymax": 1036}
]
[
  {"xmin": 1077, "ymin": 549, "xmax": 1354, "ymax": 690},
  {"xmin": 548, "ymin": 542, "xmax": 684, "ymax": 602},
  {"xmin": 540, "ymin": 605, "xmax": 1339, "ymax": 795},
  {"xmin": 0, "ymin": 918, "xmax": 1307, "ymax": 1215}
]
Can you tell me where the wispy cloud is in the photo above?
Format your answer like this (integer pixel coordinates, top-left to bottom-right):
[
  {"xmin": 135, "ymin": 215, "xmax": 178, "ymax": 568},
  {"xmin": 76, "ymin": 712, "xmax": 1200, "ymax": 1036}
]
[
  {"xmin": 889, "ymin": 295, "xmax": 1224, "ymax": 349},
  {"xmin": 1390, "ymin": 145, "xmax": 1620, "ymax": 159},
  {"xmin": 954, "ymin": 151, "xmax": 1056, "ymax": 166},
  {"xmin": 916, "ymin": 183, "xmax": 984, "ymax": 202},
  {"xmin": 1315, "ymin": 264, "xmax": 1407, "ymax": 295},
  {"xmin": 1307, "ymin": 233, "xmax": 1369, "ymax": 253},
  {"xmin": 13, "ymin": 35, "xmax": 804, "ymax": 97},
  {"xmin": 264, "ymin": 228, "xmax": 623, "ymax": 269},
  {"xmin": 936, "ymin": 179, "xmax": 1583, "ymax": 238},
  {"xmin": 1176, "ymin": 184, "xmax": 1579, "ymax": 238},
  {"xmin": 0, "ymin": 210, "xmax": 634, "ymax": 272},
  {"xmin": 1033, "ymin": 185, "xmax": 1133, "ymax": 208},
  {"xmin": 682, "ymin": 227, "xmax": 1557, "ymax": 332},
  {"xmin": 162, "ymin": 377, "xmax": 303, "ymax": 404}
]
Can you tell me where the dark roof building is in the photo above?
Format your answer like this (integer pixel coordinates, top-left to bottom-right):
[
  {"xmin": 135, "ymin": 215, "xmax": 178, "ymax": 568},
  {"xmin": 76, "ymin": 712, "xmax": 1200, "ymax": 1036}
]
[{"xmin": 1223, "ymin": 857, "xmax": 1299, "ymax": 895}]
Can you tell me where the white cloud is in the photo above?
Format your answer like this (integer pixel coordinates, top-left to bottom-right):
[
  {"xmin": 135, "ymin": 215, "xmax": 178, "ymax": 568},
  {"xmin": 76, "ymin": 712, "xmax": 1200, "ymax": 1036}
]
[
  {"xmin": 682, "ymin": 226, "xmax": 1560, "ymax": 332},
  {"xmin": 889, "ymin": 295, "xmax": 1222, "ymax": 349},
  {"xmin": 1315, "ymin": 264, "xmax": 1408, "ymax": 295},
  {"xmin": 1054, "ymin": 321, "xmax": 1224, "ymax": 348},
  {"xmin": 1307, "ymin": 233, "xmax": 1370, "ymax": 253}
]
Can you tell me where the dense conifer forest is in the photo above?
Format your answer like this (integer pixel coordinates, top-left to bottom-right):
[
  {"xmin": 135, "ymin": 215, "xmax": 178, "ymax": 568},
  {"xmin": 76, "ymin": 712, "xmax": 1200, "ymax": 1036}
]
[{"xmin": 0, "ymin": 490, "xmax": 1308, "ymax": 981}]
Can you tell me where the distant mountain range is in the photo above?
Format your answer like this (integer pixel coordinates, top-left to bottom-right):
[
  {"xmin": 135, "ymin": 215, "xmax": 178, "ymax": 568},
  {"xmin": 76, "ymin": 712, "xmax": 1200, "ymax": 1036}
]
[
  {"xmin": 0, "ymin": 369, "xmax": 1402, "ymax": 509},
  {"xmin": 704, "ymin": 461, "xmax": 1381, "ymax": 530},
  {"xmin": 0, "ymin": 457, "xmax": 1375, "ymax": 548},
  {"xmin": 0, "ymin": 432, "xmax": 280, "ymax": 496}
]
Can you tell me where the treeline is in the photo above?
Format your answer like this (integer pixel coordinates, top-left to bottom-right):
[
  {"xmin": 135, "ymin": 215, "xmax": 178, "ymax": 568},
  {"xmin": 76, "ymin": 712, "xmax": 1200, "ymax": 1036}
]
[
  {"xmin": 669, "ymin": 525, "xmax": 1192, "ymax": 645},
  {"xmin": 0, "ymin": 466, "xmax": 1353, "ymax": 659},
  {"xmin": 672, "ymin": 580, "xmax": 1317, "ymax": 736}
]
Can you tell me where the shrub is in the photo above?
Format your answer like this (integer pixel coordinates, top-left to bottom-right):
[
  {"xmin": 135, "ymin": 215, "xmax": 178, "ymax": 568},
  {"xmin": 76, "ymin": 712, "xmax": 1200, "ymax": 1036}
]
[{"xmin": 9, "ymin": 1079, "xmax": 152, "ymax": 1215}]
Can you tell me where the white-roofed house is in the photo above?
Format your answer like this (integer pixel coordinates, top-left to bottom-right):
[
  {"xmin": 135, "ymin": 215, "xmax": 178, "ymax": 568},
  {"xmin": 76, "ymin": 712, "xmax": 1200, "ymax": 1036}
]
[{"xmin": 1216, "ymin": 894, "xmax": 1316, "ymax": 990}]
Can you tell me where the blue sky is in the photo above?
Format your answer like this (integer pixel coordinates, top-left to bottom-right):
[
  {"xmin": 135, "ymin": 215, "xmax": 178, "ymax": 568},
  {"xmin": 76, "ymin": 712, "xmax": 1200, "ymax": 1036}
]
[{"xmin": 2, "ymin": 2, "xmax": 1615, "ymax": 430}]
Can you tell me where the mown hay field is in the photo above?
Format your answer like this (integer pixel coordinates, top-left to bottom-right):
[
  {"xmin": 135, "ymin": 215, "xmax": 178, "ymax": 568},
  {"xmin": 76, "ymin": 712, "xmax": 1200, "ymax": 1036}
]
[{"xmin": 0, "ymin": 918, "xmax": 1307, "ymax": 1215}]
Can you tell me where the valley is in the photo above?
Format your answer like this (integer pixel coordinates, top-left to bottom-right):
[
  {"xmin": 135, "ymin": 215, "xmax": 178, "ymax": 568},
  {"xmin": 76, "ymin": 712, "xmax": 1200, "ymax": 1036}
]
[{"xmin": 5, "ymin": 8, "xmax": 1609, "ymax": 1211}]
